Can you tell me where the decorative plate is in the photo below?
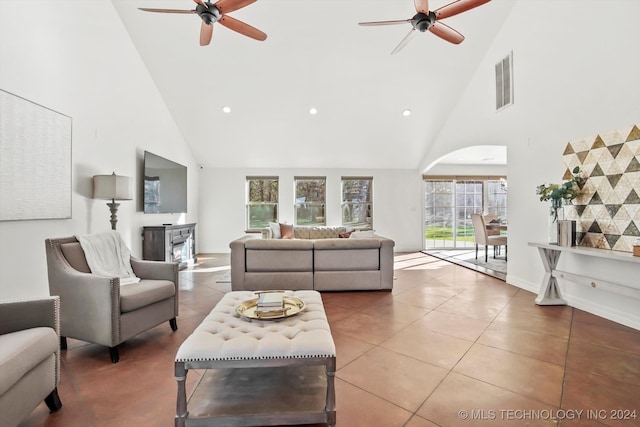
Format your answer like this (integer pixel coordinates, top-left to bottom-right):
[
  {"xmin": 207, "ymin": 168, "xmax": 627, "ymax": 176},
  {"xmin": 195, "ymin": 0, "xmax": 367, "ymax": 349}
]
[{"xmin": 236, "ymin": 296, "xmax": 305, "ymax": 320}]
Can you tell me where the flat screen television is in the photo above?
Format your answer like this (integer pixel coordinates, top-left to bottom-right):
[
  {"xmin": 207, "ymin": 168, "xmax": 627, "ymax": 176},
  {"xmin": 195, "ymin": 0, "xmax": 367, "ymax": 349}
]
[{"xmin": 143, "ymin": 151, "xmax": 187, "ymax": 214}]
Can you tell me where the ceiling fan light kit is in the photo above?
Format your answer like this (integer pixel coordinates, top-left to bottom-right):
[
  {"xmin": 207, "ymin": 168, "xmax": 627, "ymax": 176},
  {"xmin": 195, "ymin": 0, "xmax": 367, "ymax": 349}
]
[
  {"xmin": 359, "ymin": 0, "xmax": 492, "ymax": 54},
  {"xmin": 139, "ymin": 0, "xmax": 267, "ymax": 46}
]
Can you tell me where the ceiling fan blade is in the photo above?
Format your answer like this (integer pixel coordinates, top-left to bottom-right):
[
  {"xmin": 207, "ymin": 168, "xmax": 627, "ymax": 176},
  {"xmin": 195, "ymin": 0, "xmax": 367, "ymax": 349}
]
[
  {"xmin": 138, "ymin": 8, "xmax": 195, "ymax": 14},
  {"xmin": 358, "ymin": 19, "xmax": 411, "ymax": 26},
  {"xmin": 435, "ymin": 0, "xmax": 491, "ymax": 20},
  {"xmin": 391, "ymin": 28, "xmax": 416, "ymax": 55},
  {"xmin": 214, "ymin": 0, "xmax": 257, "ymax": 14},
  {"xmin": 218, "ymin": 15, "xmax": 267, "ymax": 41},
  {"xmin": 429, "ymin": 21, "xmax": 464, "ymax": 44},
  {"xmin": 200, "ymin": 21, "xmax": 214, "ymax": 46},
  {"xmin": 414, "ymin": 0, "xmax": 429, "ymax": 14},
  {"xmin": 193, "ymin": 0, "xmax": 206, "ymax": 5}
]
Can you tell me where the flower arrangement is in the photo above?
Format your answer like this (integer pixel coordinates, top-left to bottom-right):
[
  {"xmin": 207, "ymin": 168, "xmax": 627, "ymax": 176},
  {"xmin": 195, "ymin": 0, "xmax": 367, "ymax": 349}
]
[{"xmin": 536, "ymin": 166, "xmax": 583, "ymax": 204}]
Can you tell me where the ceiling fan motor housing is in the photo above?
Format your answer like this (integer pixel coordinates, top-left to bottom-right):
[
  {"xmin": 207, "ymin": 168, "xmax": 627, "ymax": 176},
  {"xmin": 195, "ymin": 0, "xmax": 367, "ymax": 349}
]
[
  {"xmin": 412, "ymin": 11, "xmax": 436, "ymax": 32},
  {"xmin": 196, "ymin": 2, "xmax": 220, "ymax": 25}
]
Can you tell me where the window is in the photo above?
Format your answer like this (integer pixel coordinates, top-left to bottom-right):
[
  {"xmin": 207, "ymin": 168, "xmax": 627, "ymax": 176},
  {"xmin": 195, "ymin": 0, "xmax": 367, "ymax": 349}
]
[
  {"xmin": 341, "ymin": 177, "xmax": 373, "ymax": 229},
  {"xmin": 246, "ymin": 177, "xmax": 278, "ymax": 230},
  {"xmin": 294, "ymin": 177, "xmax": 326, "ymax": 226},
  {"xmin": 486, "ymin": 179, "xmax": 508, "ymax": 218}
]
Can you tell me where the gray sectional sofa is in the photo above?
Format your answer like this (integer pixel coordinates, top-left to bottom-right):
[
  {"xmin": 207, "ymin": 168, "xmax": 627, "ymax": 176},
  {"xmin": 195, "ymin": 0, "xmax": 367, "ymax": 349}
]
[{"xmin": 229, "ymin": 226, "xmax": 395, "ymax": 291}]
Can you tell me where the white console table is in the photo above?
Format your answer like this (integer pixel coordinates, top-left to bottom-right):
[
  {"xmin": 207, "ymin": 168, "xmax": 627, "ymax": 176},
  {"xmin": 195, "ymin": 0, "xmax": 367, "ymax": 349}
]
[{"xmin": 528, "ymin": 242, "xmax": 640, "ymax": 305}]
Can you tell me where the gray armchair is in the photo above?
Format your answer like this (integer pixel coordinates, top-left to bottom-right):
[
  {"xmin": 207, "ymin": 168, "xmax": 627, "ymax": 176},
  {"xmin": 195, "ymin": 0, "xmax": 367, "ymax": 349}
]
[
  {"xmin": 0, "ymin": 296, "xmax": 63, "ymax": 426},
  {"xmin": 45, "ymin": 236, "xmax": 179, "ymax": 363}
]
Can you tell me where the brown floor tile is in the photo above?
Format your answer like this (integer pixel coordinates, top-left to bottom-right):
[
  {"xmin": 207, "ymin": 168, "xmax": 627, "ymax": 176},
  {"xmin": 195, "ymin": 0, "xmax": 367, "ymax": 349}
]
[
  {"xmin": 566, "ymin": 341, "xmax": 640, "ymax": 387},
  {"xmin": 477, "ymin": 323, "xmax": 569, "ymax": 366},
  {"xmin": 418, "ymin": 309, "xmax": 491, "ymax": 341},
  {"xmin": 493, "ymin": 308, "xmax": 572, "ymax": 339},
  {"xmin": 381, "ymin": 323, "xmax": 474, "ymax": 369},
  {"xmin": 330, "ymin": 311, "xmax": 409, "ymax": 345},
  {"xmin": 417, "ymin": 372, "xmax": 558, "ymax": 427},
  {"xmin": 453, "ymin": 344, "xmax": 564, "ymax": 406},
  {"xmin": 561, "ymin": 368, "xmax": 640, "ymax": 427},
  {"xmin": 337, "ymin": 346, "xmax": 448, "ymax": 412},
  {"xmin": 331, "ymin": 330, "xmax": 374, "ymax": 370},
  {"xmin": 334, "ymin": 378, "xmax": 413, "ymax": 427},
  {"xmin": 570, "ymin": 321, "xmax": 640, "ymax": 355},
  {"xmin": 435, "ymin": 294, "xmax": 510, "ymax": 322}
]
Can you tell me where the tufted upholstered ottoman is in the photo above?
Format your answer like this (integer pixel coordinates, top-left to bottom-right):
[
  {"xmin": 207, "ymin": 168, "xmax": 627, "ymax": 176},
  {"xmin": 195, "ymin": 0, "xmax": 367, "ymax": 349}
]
[{"xmin": 175, "ymin": 290, "xmax": 336, "ymax": 427}]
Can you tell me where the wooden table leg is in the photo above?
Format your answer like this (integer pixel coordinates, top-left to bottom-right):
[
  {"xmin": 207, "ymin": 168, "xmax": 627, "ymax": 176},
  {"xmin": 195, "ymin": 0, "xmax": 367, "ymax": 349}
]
[{"xmin": 535, "ymin": 246, "xmax": 567, "ymax": 305}]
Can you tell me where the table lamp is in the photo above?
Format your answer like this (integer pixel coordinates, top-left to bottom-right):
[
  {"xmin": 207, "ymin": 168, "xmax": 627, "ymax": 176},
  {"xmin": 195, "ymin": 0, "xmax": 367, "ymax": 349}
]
[{"xmin": 93, "ymin": 172, "xmax": 133, "ymax": 230}]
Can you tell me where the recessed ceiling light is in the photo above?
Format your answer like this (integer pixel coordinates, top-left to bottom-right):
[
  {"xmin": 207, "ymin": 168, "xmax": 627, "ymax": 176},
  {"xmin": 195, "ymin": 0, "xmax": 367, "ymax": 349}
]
[
  {"xmin": 309, "ymin": 107, "xmax": 318, "ymax": 115},
  {"xmin": 222, "ymin": 106, "xmax": 231, "ymax": 113},
  {"xmin": 402, "ymin": 109, "xmax": 412, "ymax": 116}
]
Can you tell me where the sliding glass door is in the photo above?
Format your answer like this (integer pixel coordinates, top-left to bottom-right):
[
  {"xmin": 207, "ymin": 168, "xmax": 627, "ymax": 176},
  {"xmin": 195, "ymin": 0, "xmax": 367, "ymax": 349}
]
[{"xmin": 425, "ymin": 178, "xmax": 507, "ymax": 249}]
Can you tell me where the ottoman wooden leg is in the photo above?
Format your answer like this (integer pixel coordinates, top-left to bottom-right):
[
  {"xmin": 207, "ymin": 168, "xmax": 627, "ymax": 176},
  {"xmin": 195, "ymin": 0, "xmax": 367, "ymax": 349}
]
[
  {"xmin": 326, "ymin": 357, "xmax": 337, "ymax": 427},
  {"xmin": 175, "ymin": 362, "xmax": 188, "ymax": 427}
]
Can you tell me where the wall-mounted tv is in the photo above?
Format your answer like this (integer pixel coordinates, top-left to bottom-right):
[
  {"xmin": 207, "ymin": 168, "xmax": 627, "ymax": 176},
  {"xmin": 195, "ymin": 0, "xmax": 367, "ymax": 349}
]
[{"xmin": 143, "ymin": 151, "xmax": 187, "ymax": 214}]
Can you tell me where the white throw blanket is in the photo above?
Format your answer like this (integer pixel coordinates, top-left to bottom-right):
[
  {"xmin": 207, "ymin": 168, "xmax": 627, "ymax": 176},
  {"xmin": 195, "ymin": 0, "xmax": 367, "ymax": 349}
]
[{"xmin": 75, "ymin": 231, "xmax": 140, "ymax": 285}]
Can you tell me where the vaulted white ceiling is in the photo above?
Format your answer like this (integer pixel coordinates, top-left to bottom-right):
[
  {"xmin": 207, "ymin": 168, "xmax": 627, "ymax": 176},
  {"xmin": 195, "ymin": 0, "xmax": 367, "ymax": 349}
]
[{"xmin": 113, "ymin": 0, "xmax": 514, "ymax": 169}]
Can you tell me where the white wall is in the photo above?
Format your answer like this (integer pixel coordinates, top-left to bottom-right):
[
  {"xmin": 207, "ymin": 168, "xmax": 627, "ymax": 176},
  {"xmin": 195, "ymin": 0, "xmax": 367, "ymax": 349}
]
[
  {"xmin": 421, "ymin": 0, "xmax": 640, "ymax": 328},
  {"xmin": 0, "ymin": 1, "xmax": 198, "ymax": 299},
  {"xmin": 198, "ymin": 168, "xmax": 424, "ymax": 253}
]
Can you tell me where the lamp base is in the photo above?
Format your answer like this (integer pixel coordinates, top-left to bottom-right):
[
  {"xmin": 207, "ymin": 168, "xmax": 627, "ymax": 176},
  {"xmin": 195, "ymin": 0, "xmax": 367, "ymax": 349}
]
[{"xmin": 107, "ymin": 200, "xmax": 120, "ymax": 230}]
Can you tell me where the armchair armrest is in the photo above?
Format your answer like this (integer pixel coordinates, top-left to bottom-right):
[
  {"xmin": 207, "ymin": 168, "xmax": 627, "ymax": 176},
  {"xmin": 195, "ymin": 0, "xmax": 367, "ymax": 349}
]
[
  {"xmin": 130, "ymin": 257, "xmax": 178, "ymax": 282},
  {"xmin": 0, "ymin": 296, "xmax": 60, "ymax": 336},
  {"xmin": 47, "ymin": 261, "xmax": 120, "ymax": 347}
]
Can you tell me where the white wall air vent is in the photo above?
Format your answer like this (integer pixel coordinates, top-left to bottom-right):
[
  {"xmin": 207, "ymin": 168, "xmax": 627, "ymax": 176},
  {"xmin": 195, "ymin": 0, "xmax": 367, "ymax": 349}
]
[{"xmin": 495, "ymin": 51, "xmax": 513, "ymax": 111}]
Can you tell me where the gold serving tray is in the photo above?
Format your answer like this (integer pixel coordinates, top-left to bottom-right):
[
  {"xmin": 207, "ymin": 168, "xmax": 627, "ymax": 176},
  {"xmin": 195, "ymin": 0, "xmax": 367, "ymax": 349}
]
[{"xmin": 236, "ymin": 295, "xmax": 305, "ymax": 320}]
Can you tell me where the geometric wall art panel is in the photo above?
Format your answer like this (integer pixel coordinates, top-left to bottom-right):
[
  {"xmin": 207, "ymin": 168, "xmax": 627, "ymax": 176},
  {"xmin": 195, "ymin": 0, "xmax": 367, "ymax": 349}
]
[{"xmin": 563, "ymin": 124, "xmax": 640, "ymax": 252}]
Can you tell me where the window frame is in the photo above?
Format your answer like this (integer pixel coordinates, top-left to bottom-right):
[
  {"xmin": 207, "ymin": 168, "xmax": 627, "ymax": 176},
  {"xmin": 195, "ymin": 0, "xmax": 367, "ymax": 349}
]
[
  {"xmin": 246, "ymin": 176, "xmax": 279, "ymax": 231},
  {"xmin": 341, "ymin": 176, "xmax": 373, "ymax": 229},
  {"xmin": 294, "ymin": 176, "xmax": 326, "ymax": 226}
]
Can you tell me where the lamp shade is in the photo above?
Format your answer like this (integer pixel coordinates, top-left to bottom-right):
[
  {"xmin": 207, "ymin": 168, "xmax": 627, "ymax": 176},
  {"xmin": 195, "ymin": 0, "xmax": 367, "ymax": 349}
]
[{"xmin": 93, "ymin": 173, "xmax": 133, "ymax": 200}]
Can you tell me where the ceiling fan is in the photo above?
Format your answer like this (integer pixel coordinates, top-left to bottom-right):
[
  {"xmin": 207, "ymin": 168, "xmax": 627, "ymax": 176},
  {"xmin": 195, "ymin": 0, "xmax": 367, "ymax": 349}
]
[
  {"xmin": 139, "ymin": 0, "xmax": 266, "ymax": 46},
  {"xmin": 359, "ymin": 0, "xmax": 491, "ymax": 55}
]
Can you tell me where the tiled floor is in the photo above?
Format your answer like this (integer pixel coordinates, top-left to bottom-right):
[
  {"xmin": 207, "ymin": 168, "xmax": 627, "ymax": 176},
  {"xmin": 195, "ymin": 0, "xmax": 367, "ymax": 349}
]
[{"xmin": 20, "ymin": 252, "xmax": 640, "ymax": 427}]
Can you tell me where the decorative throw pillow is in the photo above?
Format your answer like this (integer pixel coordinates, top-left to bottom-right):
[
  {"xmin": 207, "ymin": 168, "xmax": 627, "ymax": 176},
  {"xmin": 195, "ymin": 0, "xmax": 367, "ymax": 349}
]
[
  {"xmin": 349, "ymin": 230, "xmax": 376, "ymax": 238},
  {"xmin": 268, "ymin": 222, "xmax": 281, "ymax": 239},
  {"xmin": 338, "ymin": 230, "xmax": 354, "ymax": 238},
  {"xmin": 280, "ymin": 223, "xmax": 295, "ymax": 239}
]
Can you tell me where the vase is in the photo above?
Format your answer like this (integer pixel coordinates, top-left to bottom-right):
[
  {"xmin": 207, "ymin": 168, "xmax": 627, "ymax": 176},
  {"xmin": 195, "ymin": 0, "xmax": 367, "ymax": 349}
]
[{"xmin": 548, "ymin": 199, "xmax": 564, "ymax": 244}]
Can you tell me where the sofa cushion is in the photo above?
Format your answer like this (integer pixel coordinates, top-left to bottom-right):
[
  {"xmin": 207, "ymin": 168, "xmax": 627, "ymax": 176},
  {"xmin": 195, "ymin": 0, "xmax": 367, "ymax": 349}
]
[
  {"xmin": 308, "ymin": 226, "xmax": 346, "ymax": 239},
  {"xmin": 280, "ymin": 223, "xmax": 295, "ymax": 239},
  {"xmin": 350, "ymin": 230, "xmax": 377, "ymax": 238},
  {"xmin": 0, "ymin": 327, "xmax": 58, "ymax": 395},
  {"xmin": 246, "ymin": 249, "xmax": 313, "ymax": 272},
  {"xmin": 60, "ymin": 242, "xmax": 91, "ymax": 273},
  {"xmin": 119, "ymin": 279, "xmax": 176, "ymax": 313},
  {"xmin": 315, "ymin": 248, "xmax": 380, "ymax": 271},
  {"xmin": 294, "ymin": 227, "xmax": 311, "ymax": 239},
  {"xmin": 268, "ymin": 222, "xmax": 281, "ymax": 239},
  {"xmin": 245, "ymin": 239, "xmax": 314, "ymax": 250},
  {"xmin": 313, "ymin": 238, "xmax": 381, "ymax": 250}
]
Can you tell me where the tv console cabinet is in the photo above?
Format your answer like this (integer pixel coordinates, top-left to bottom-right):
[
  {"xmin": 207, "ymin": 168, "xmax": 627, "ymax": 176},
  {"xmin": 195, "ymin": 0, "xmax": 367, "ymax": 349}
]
[{"xmin": 143, "ymin": 223, "xmax": 196, "ymax": 269}]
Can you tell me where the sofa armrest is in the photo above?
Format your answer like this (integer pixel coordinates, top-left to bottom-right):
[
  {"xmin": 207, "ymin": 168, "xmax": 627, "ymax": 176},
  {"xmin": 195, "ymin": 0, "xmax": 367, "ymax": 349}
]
[
  {"xmin": 0, "ymin": 296, "xmax": 60, "ymax": 336},
  {"xmin": 378, "ymin": 238, "xmax": 395, "ymax": 290}
]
